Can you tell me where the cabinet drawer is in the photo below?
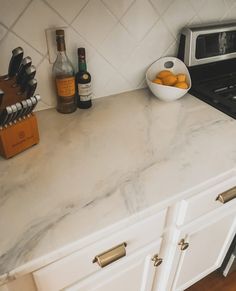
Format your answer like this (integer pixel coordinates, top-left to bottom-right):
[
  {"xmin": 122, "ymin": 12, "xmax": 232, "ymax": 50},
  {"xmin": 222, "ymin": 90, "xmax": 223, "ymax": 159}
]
[
  {"xmin": 177, "ymin": 178, "xmax": 236, "ymax": 226},
  {"xmin": 64, "ymin": 239, "xmax": 163, "ymax": 291},
  {"xmin": 33, "ymin": 209, "xmax": 167, "ymax": 291}
]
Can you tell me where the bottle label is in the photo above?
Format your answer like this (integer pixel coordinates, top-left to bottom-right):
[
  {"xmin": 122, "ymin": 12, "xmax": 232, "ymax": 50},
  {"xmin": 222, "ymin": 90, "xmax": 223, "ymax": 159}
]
[
  {"xmin": 78, "ymin": 82, "xmax": 92, "ymax": 101},
  {"xmin": 56, "ymin": 77, "xmax": 75, "ymax": 97}
]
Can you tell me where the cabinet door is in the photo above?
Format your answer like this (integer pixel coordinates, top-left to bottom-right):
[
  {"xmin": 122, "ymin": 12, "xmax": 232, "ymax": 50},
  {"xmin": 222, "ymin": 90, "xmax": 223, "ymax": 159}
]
[
  {"xmin": 171, "ymin": 213, "xmax": 236, "ymax": 291},
  {"xmin": 63, "ymin": 240, "xmax": 163, "ymax": 291}
]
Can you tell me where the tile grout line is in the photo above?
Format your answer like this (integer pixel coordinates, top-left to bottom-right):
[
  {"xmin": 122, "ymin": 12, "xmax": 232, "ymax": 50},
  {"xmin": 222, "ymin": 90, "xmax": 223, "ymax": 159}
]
[
  {"xmin": 10, "ymin": 30, "xmax": 45, "ymax": 57},
  {"xmin": 0, "ymin": 0, "xmax": 46, "ymax": 58},
  {"xmin": 69, "ymin": 0, "xmax": 90, "ymax": 25},
  {"xmin": 41, "ymin": 0, "xmax": 72, "ymax": 26},
  {"xmin": 8, "ymin": 0, "xmax": 34, "ymax": 32}
]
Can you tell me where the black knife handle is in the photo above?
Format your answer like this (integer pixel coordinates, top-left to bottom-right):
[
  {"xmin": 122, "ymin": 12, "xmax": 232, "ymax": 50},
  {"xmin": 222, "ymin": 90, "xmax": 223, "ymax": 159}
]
[
  {"xmin": 9, "ymin": 104, "xmax": 18, "ymax": 124},
  {"xmin": 8, "ymin": 47, "xmax": 24, "ymax": 78},
  {"xmin": 30, "ymin": 95, "xmax": 41, "ymax": 113},
  {"xmin": 0, "ymin": 89, "xmax": 4, "ymax": 107},
  {"xmin": 3, "ymin": 106, "xmax": 13, "ymax": 126},
  {"xmin": 25, "ymin": 78, "xmax": 37, "ymax": 98},
  {"xmin": 21, "ymin": 65, "xmax": 36, "ymax": 92},
  {"xmin": 25, "ymin": 99, "xmax": 33, "ymax": 116},
  {"xmin": 21, "ymin": 100, "xmax": 28, "ymax": 118},
  {"xmin": 0, "ymin": 106, "xmax": 12, "ymax": 127},
  {"xmin": 16, "ymin": 56, "xmax": 32, "ymax": 85}
]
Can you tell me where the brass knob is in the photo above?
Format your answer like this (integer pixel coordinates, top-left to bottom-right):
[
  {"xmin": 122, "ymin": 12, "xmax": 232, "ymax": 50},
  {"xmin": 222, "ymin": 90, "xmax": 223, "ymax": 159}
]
[
  {"xmin": 178, "ymin": 239, "xmax": 189, "ymax": 251},
  {"xmin": 151, "ymin": 254, "xmax": 163, "ymax": 267}
]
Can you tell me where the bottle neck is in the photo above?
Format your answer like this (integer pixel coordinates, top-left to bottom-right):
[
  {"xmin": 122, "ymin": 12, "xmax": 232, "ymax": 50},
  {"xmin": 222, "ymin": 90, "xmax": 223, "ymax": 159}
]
[
  {"xmin": 56, "ymin": 37, "xmax": 66, "ymax": 52},
  {"xmin": 79, "ymin": 59, "xmax": 87, "ymax": 72},
  {"xmin": 57, "ymin": 51, "xmax": 68, "ymax": 59}
]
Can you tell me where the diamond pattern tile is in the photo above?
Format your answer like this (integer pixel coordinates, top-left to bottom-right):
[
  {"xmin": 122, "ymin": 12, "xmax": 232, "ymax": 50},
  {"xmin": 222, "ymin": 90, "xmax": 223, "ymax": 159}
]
[
  {"xmin": 121, "ymin": 45, "xmax": 153, "ymax": 87},
  {"xmin": 0, "ymin": 0, "xmax": 30, "ymax": 28},
  {"xmin": 139, "ymin": 19, "xmax": 175, "ymax": 63},
  {"xmin": 45, "ymin": 0, "xmax": 89, "ymax": 23},
  {"xmin": 99, "ymin": 23, "xmax": 137, "ymax": 70},
  {"xmin": 163, "ymin": 0, "xmax": 196, "ymax": 36},
  {"xmin": 104, "ymin": 73, "xmax": 131, "ymax": 96},
  {"xmin": 0, "ymin": 0, "xmax": 236, "ymax": 109},
  {"xmin": 12, "ymin": 0, "xmax": 66, "ymax": 55},
  {"xmin": 72, "ymin": 0, "xmax": 117, "ymax": 47},
  {"xmin": 150, "ymin": 0, "xmax": 175, "ymax": 14},
  {"xmin": 37, "ymin": 58, "xmax": 57, "ymax": 107},
  {"xmin": 65, "ymin": 28, "xmax": 96, "ymax": 71},
  {"xmin": 87, "ymin": 51, "xmax": 117, "ymax": 97},
  {"xmin": 121, "ymin": 0, "xmax": 158, "ymax": 41},
  {"xmin": 189, "ymin": 0, "xmax": 205, "ymax": 13},
  {"xmin": 102, "ymin": 0, "xmax": 134, "ymax": 19},
  {"xmin": 198, "ymin": 0, "xmax": 228, "ymax": 22},
  {"xmin": 0, "ymin": 24, "xmax": 7, "ymax": 42}
]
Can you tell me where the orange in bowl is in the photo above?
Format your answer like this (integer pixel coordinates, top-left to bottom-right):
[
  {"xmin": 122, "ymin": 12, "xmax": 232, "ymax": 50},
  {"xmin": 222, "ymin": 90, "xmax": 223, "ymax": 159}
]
[
  {"xmin": 174, "ymin": 82, "xmax": 188, "ymax": 89},
  {"xmin": 162, "ymin": 75, "xmax": 178, "ymax": 86},
  {"xmin": 152, "ymin": 78, "xmax": 163, "ymax": 85},
  {"xmin": 176, "ymin": 74, "xmax": 187, "ymax": 83},
  {"xmin": 156, "ymin": 70, "xmax": 173, "ymax": 79}
]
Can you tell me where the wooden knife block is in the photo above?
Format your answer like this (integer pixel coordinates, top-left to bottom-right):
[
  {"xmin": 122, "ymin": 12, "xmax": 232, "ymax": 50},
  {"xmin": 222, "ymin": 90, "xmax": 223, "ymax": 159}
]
[
  {"xmin": 0, "ymin": 115, "xmax": 39, "ymax": 158},
  {"xmin": 0, "ymin": 77, "xmax": 40, "ymax": 159}
]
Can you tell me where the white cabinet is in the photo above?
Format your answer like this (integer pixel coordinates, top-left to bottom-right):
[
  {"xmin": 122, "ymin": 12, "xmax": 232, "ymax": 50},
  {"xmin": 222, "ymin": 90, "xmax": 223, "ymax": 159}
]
[
  {"xmin": 64, "ymin": 240, "xmax": 162, "ymax": 291},
  {"xmin": 154, "ymin": 179, "xmax": 236, "ymax": 291},
  {"xmin": 5, "ymin": 176, "xmax": 236, "ymax": 291},
  {"xmin": 171, "ymin": 212, "xmax": 236, "ymax": 291},
  {"xmin": 33, "ymin": 210, "xmax": 167, "ymax": 291},
  {"xmin": 0, "ymin": 275, "xmax": 37, "ymax": 291}
]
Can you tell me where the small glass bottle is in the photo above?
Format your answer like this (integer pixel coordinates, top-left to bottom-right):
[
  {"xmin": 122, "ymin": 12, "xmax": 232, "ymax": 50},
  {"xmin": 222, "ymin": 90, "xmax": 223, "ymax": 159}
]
[
  {"xmin": 76, "ymin": 48, "xmax": 92, "ymax": 109},
  {"xmin": 52, "ymin": 29, "xmax": 76, "ymax": 114}
]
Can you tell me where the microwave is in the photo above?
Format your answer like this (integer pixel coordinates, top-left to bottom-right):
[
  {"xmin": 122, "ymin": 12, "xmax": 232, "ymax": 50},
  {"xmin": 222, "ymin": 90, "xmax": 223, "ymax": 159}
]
[{"xmin": 177, "ymin": 22, "xmax": 236, "ymax": 67}]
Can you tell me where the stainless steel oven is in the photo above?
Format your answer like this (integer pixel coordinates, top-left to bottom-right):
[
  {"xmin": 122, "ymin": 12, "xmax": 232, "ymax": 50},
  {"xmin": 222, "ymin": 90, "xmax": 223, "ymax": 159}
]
[{"xmin": 178, "ymin": 22, "xmax": 236, "ymax": 119}]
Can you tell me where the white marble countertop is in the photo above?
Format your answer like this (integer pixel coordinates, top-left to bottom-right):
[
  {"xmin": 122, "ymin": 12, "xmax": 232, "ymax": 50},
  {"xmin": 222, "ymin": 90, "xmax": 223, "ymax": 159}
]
[{"xmin": 1, "ymin": 88, "xmax": 236, "ymax": 284}]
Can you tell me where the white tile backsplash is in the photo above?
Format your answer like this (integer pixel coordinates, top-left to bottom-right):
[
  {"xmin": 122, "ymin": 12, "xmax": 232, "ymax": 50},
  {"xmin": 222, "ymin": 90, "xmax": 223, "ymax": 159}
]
[
  {"xmin": 163, "ymin": 0, "xmax": 196, "ymax": 36},
  {"xmin": 0, "ymin": 0, "xmax": 236, "ymax": 110},
  {"xmin": 121, "ymin": 0, "xmax": 158, "ymax": 41},
  {"xmin": 12, "ymin": 0, "xmax": 67, "ymax": 55},
  {"xmin": 198, "ymin": 0, "xmax": 228, "ymax": 22},
  {"xmin": 100, "ymin": 23, "xmax": 137, "ymax": 70},
  {"xmin": 0, "ymin": 24, "xmax": 7, "ymax": 42},
  {"xmin": 45, "ymin": 0, "xmax": 89, "ymax": 23},
  {"xmin": 0, "ymin": 31, "xmax": 43, "ymax": 70},
  {"xmin": 72, "ymin": 0, "xmax": 117, "ymax": 47},
  {"xmin": 150, "ymin": 0, "xmax": 174, "ymax": 15},
  {"xmin": 101, "ymin": 0, "xmax": 134, "ymax": 19},
  {"xmin": 0, "ymin": 0, "xmax": 30, "ymax": 28}
]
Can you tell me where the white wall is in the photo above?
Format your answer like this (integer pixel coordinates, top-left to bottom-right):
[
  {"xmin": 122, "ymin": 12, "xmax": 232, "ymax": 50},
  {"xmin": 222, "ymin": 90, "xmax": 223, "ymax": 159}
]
[{"xmin": 0, "ymin": 0, "xmax": 236, "ymax": 110}]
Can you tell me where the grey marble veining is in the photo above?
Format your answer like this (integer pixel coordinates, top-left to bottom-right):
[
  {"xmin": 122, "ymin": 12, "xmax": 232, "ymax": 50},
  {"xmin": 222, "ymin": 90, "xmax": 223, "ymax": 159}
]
[{"xmin": 0, "ymin": 88, "xmax": 236, "ymax": 283}]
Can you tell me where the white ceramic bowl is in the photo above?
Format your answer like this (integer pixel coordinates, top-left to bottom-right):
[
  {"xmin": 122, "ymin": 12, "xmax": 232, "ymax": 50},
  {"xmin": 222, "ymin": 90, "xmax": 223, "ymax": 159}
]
[{"xmin": 146, "ymin": 57, "xmax": 192, "ymax": 102}]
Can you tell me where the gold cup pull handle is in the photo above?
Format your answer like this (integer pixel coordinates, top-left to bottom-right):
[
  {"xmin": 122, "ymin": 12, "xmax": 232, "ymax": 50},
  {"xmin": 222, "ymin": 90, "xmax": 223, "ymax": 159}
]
[
  {"xmin": 151, "ymin": 254, "xmax": 163, "ymax": 267},
  {"xmin": 178, "ymin": 239, "xmax": 189, "ymax": 251},
  {"xmin": 216, "ymin": 186, "xmax": 236, "ymax": 204},
  {"xmin": 93, "ymin": 242, "xmax": 127, "ymax": 268}
]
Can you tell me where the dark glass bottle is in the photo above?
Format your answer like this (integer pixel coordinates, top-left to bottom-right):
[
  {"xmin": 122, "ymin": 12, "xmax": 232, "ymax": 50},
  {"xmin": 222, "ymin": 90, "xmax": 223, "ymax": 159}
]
[
  {"xmin": 52, "ymin": 29, "xmax": 76, "ymax": 114},
  {"xmin": 76, "ymin": 48, "xmax": 92, "ymax": 109}
]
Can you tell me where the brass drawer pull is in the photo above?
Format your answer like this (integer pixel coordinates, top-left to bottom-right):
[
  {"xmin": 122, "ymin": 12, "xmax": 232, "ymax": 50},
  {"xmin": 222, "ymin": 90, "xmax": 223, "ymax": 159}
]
[
  {"xmin": 151, "ymin": 254, "xmax": 163, "ymax": 267},
  {"xmin": 216, "ymin": 186, "xmax": 236, "ymax": 204},
  {"xmin": 178, "ymin": 239, "xmax": 189, "ymax": 251},
  {"xmin": 93, "ymin": 242, "xmax": 127, "ymax": 268}
]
